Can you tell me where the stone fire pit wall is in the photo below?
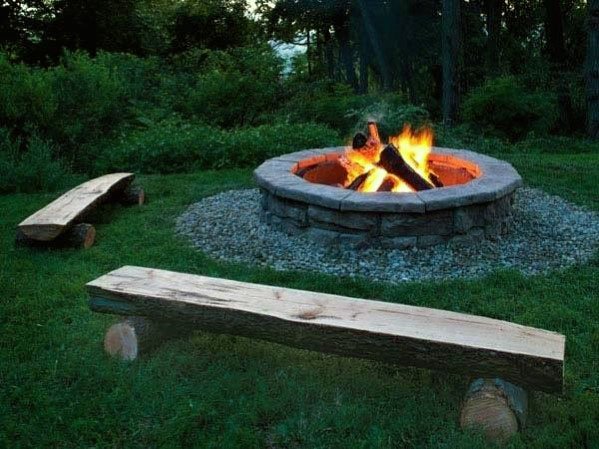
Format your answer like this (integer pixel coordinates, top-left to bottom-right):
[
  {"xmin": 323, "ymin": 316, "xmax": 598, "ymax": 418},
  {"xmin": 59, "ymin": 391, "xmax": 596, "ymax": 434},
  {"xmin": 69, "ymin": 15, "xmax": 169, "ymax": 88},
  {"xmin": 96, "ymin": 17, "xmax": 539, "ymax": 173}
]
[{"xmin": 254, "ymin": 147, "xmax": 523, "ymax": 248}]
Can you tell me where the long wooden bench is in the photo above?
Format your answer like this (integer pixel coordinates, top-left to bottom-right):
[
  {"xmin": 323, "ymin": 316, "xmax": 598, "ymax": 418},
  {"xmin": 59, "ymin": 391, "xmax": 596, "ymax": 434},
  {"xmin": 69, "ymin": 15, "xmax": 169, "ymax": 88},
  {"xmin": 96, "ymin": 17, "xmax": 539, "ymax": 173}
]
[
  {"xmin": 17, "ymin": 173, "xmax": 144, "ymax": 248},
  {"xmin": 87, "ymin": 266, "xmax": 565, "ymax": 441}
]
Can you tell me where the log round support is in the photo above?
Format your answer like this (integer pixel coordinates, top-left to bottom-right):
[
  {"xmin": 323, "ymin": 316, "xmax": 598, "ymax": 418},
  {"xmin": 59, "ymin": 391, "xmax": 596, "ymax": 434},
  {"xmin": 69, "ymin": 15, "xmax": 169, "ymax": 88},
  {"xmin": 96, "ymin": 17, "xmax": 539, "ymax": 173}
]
[
  {"xmin": 460, "ymin": 378, "xmax": 528, "ymax": 442},
  {"xmin": 16, "ymin": 223, "xmax": 96, "ymax": 249},
  {"xmin": 118, "ymin": 185, "xmax": 145, "ymax": 206},
  {"xmin": 104, "ymin": 316, "xmax": 193, "ymax": 361}
]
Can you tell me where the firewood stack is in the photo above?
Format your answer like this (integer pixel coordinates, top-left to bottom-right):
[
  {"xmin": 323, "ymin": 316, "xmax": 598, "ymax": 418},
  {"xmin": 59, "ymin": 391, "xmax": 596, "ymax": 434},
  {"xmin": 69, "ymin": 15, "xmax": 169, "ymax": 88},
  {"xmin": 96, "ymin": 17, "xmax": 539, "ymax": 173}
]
[{"xmin": 297, "ymin": 121, "xmax": 443, "ymax": 193}]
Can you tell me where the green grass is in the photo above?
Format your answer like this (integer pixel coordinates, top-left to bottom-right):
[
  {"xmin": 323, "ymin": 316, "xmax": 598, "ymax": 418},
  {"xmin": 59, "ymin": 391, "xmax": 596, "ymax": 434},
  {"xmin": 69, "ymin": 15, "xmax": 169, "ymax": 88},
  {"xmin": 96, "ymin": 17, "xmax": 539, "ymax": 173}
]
[{"xmin": 0, "ymin": 154, "xmax": 598, "ymax": 449}]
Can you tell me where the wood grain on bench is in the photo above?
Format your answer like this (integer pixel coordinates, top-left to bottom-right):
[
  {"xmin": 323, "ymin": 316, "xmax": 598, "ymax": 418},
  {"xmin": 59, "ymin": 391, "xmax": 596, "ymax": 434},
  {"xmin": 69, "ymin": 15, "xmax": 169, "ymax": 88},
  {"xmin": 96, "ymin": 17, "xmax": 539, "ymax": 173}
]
[
  {"xmin": 18, "ymin": 173, "xmax": 134, "ymax": 241},
  {"xmin": 87, "ymin": 266, "xmax": 565, "ymax": 393}
]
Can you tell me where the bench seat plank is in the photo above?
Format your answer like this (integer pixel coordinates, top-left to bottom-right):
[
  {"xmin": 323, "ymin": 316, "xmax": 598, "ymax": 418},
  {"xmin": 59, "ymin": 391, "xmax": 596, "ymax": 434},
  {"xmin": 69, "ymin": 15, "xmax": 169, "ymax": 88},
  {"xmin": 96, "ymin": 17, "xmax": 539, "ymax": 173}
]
[
  {"xmin": 18, "ymin": 173, "xmax": 134, "ymax": 241},
  {"xmin": 87, "ymin": 266, "xmax": 565, "ymax": 393}
]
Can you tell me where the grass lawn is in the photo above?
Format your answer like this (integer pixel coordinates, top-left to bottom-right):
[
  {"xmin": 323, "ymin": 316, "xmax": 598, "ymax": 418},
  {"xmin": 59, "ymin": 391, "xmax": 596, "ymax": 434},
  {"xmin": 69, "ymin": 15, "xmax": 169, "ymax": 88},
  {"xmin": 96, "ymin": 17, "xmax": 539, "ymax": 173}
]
[{"xmin": 1, "ymin": 153, "xmax": 598, "ymax": 449}]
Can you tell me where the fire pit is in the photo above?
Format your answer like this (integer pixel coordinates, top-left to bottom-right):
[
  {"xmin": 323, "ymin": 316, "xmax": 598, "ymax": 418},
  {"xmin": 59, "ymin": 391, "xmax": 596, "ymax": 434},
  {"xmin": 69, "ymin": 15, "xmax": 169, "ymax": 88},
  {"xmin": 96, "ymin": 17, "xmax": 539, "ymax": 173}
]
[{"xmin": 254, "ymin": 122, "xmax": 522, "ymax": 248}]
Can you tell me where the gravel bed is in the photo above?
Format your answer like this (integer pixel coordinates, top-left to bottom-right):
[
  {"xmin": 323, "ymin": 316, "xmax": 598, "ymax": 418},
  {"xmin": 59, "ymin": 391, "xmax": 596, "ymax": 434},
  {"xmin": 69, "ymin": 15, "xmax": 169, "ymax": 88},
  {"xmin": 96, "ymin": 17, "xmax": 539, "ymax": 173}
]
[{"xmin": 176, "ymin": 188, "xmax": 599, "ymax": 283}]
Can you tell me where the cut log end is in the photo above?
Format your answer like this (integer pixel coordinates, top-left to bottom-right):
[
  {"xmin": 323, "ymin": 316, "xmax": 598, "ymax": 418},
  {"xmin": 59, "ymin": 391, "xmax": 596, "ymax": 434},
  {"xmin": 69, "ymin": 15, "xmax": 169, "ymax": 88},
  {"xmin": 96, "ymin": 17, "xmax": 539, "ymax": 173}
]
[
  {"xmin": 119, "ymin": 185, "xmax": 145, "ymax": 206},
  {"xmin": 76, "ymin": 223, "xmax": 96, "ymax": 249},
  {"xmin": 16, "ymin": 223, "xmax": 95, "ymax": 249},
  {"xmin": 104, "ymin": 321, "xmax": 139, "ymax": 360},
  {"xmin": 103, "ymin": 316, "xmax": 194, "ymax": 360},
  {"xmin": 460, "ymin": 378, "xmax": 528, "ymax": 442}
]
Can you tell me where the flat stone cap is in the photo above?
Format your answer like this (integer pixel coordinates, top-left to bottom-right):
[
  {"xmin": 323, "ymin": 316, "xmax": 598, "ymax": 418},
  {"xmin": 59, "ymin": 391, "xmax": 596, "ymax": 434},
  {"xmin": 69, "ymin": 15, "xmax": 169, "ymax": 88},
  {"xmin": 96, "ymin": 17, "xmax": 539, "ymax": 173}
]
[{"xmin": 254, "ymin": 147, "xmax": 523, "ymax": 213}]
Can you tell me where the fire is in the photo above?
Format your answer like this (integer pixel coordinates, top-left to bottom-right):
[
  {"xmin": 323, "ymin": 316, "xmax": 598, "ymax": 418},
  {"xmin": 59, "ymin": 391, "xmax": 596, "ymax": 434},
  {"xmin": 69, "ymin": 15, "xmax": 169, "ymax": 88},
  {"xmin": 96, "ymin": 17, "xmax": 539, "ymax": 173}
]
[{"xmin": 343, "ymin": 124, "xmax": 435, "ymax": 193}]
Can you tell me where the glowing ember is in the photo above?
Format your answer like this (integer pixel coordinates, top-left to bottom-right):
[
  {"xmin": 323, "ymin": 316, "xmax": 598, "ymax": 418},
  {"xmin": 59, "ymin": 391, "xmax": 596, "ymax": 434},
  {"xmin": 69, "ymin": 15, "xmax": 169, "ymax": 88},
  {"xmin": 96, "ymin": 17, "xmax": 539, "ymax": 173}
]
[{"xmin": 342, "ymin": 123, "xmax": 437, "ymax": 193}]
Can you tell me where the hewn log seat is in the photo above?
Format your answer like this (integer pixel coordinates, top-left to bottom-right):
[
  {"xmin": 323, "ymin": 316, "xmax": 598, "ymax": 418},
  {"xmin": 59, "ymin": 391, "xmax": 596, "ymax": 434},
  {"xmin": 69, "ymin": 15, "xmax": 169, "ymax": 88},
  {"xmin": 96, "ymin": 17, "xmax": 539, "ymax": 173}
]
[
  {"xmin": 87, "ymin": 266, "xmax": 565, "ymax": 394},
  {"xmin": 17, "ymin": 173, "xmax": 143, "ymax": 248}
]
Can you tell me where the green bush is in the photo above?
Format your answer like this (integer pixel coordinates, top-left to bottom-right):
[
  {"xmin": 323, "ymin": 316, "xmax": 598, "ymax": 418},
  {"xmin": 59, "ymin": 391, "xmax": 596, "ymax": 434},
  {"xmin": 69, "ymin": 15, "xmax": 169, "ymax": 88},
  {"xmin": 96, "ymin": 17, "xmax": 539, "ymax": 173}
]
[
  {"xmin": 278, "ymin": 82, "xmax": 417, "ymax": 137},
  {"xmin": 48, "ymin": 52, "xmax": 129, "ymax": 166},
  {"xmin": 0, "ymin": 54, "xmax": 57, "ymax": 136},
  {"xmin": 0, "ymin": 129, "xmax": 74, "ymax": 194},
  {"xmin": 0, "ymin": 51, "xmax": 131, "ymax": 172},
  {"xmin": 279, "ymin": 82, "xmax": 371, "ymax": 135},
  {"xmin": 95, "ymin": 120, "xmax": 340, "ymax": 174},
  {"xmin": 346, "ymin": 101, "xmax": 430, "ymax": 139},
  {"xmin": 461, "ymin": 76, "xmax": 557, "ymax": 141},
  {"xmin": 172, "ymin": 46, "xmax": 284, "ymax": 127}
]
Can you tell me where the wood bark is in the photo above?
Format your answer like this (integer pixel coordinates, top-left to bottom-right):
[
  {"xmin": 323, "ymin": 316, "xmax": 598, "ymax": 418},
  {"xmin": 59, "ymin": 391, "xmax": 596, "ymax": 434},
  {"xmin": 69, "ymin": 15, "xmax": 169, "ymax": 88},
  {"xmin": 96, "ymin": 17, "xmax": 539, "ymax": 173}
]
[
  {"xmin": 104, "ymin": 316, "xmax": 194, "ymax": 361},
  {"xmin": 367, "ymin": 121, "xmax": 381, "ymax": 144},
  {"xmin": 87, "ymin": 266, "xmax": 565, "ymax": 393},
  {"xmin": 356, "ymin": 0, "xmax": 392, "ymax": 91},
  {"xmin": 334, "ymin": 19, "xmax": 357, "ymax": 91},
  {"xmin": 442, "ymin": 0, "xmax": 461, "ymax": 126},
  {"xmin": 358, "ymin": 29, "xmax": 370, "ymax": 94},
  {"xmin": 377, "ymin": 178, "xmax": 395, "ymax": 192},
  {"xmin": 348, "ymin": 171, "xmax": 371, "ymax": 190},
  {"xmin": 18, "ymin": 172, "xmax": 134, "ymax": 241},
  {"xmin": 378, "ymin": 144, "xmax": 435, "ymax": 191},
  {"xmin": 16, "ymin": 223, "xmax": 96, "ymax": 249},
  {"xmin": 485, "ymin": 0, "xmax": 501, "ymax": 74},
  {"xmin": 323, "ymin": 27, "xmax": 336, "ymax": 80},
  {"xmin": 460, "ymin": 378, "xmax": 528, "ymax": 442},
  {"xmin": 587, "ymin": 0, "xmax": 599, "ymax": 138}
]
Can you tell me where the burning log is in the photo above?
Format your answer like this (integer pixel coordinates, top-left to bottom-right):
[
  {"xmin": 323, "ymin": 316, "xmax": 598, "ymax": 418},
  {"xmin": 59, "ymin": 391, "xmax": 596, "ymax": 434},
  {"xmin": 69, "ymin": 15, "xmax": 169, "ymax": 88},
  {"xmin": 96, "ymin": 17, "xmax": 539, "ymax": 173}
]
[
  {"xmin": 378, "ymin": 144, "xmax": 435, "ymax": 191},
  {"xmin": 348, "ymin": 170, "xmax": 372, "ymax": 190},
  {"xmin": 429, "ymin": 171, "xmax": 444, "ymax": 188},
  {"xmin": 367, "ymin": 121, "xmax": 381, "ymax": 144},
  {"xmin": 377, "ymin": 177, "xmax": 396, "ymax": 192},
  {"xmin": 352, "ymin": 132, "xmax": 368, "ymax": 149}
]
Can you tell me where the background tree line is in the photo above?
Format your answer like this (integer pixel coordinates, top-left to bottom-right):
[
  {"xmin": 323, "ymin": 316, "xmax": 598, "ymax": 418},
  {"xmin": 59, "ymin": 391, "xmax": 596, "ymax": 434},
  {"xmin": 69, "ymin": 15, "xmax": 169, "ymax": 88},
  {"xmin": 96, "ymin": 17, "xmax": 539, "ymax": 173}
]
[{"xmin": 0, "ymin": 0, "xmax": 597, "ymax": 194}]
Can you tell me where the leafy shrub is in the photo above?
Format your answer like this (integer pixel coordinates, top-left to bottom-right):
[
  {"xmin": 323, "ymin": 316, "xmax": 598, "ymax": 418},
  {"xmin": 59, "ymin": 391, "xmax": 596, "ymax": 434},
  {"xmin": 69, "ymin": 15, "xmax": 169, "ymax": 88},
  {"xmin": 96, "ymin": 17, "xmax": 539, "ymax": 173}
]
[
  {"xmin": 48, "ymin": 52, "xmax": 129, "ymax": 166},
  {"xmin": 93, "ymin": 52, "xmax": 164, "ymax": 103},
  {"xmin": 279, "ymin": 82, "xmax": 371, "ymax": 134},
  {"xmin": 279, "ymin": 82, "xmax": 416, "ymax": 136},
  {"xmin": 95, "ymin": 120, "xmax": 340, "ymax": 174},
  {"xmin": 0, "ymin": 129, "xmax": 74, "ymax": 193},
  {"xmin": 461, "ymin": 76, "xmax": 557, "ymax": 141},
  {"xmin": 0, "ymin": 51, "xmax": 130, "ymax": 172},
  {"xmin": 346, "ymin": 101, "xmax": 430, "ymax": 139},
  {"xmin": 172, "ymin": 46, "xmax": 284, "ymax": 127},
  {"xmin": 0, "ymin": 54, "xmax": 57, "ymax": 136}
]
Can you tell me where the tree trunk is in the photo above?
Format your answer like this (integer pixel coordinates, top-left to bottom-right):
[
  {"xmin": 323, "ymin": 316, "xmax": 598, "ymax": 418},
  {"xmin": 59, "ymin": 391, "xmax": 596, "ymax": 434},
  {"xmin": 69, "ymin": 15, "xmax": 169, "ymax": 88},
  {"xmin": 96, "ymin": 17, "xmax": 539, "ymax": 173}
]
[
  {"xmin": 358, "ymin": 24, "xmax": 370, "ymax": 94},
  {"xmin": 356, "ymin": 0, "xmax": 392, "ymax": 91},
  {"xmin": 587, "ymin": 0, "xmax": 599, "ymax": 138},
  {"xmin": 442, "ymin": 0, "xmax": 461, "ymax": 126},
  {"xmin": 323, "ymin": 27, "xmax": 335, "ymax": 80},
  {"xmin": 334, "ymin": 20, "xmax": 357, "ymax": 91},
  {"xmin": 545, "ymin": 0, "xmax": 574, "ymax": 132},
  {"xmin": 485, "ymin": 0, "xmax": 501, "ymax": 74},
  {"xmin": 306, "ymin": 28, "xmax": 312, "ymax": 78}
]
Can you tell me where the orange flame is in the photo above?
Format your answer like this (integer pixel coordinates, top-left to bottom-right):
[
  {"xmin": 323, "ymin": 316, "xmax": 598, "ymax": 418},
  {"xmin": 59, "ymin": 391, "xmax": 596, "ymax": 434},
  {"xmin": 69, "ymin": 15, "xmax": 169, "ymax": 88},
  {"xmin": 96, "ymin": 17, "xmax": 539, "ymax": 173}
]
[{"xmin": 344, "ymin": 124, "xmax": 434, "ymax": 193}]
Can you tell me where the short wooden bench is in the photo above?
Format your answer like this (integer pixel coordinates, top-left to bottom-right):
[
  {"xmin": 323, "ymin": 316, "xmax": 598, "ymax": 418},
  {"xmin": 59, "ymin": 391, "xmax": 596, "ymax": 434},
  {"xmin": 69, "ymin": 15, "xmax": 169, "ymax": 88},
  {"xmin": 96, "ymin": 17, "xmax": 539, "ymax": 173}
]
[
  {"xmin": 17, "ymin": 173, "xmax": 144, "ymax": 249},
  {"xmin": 88, "ymin": 266, "xmax": 565, "ymax": 441}
]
